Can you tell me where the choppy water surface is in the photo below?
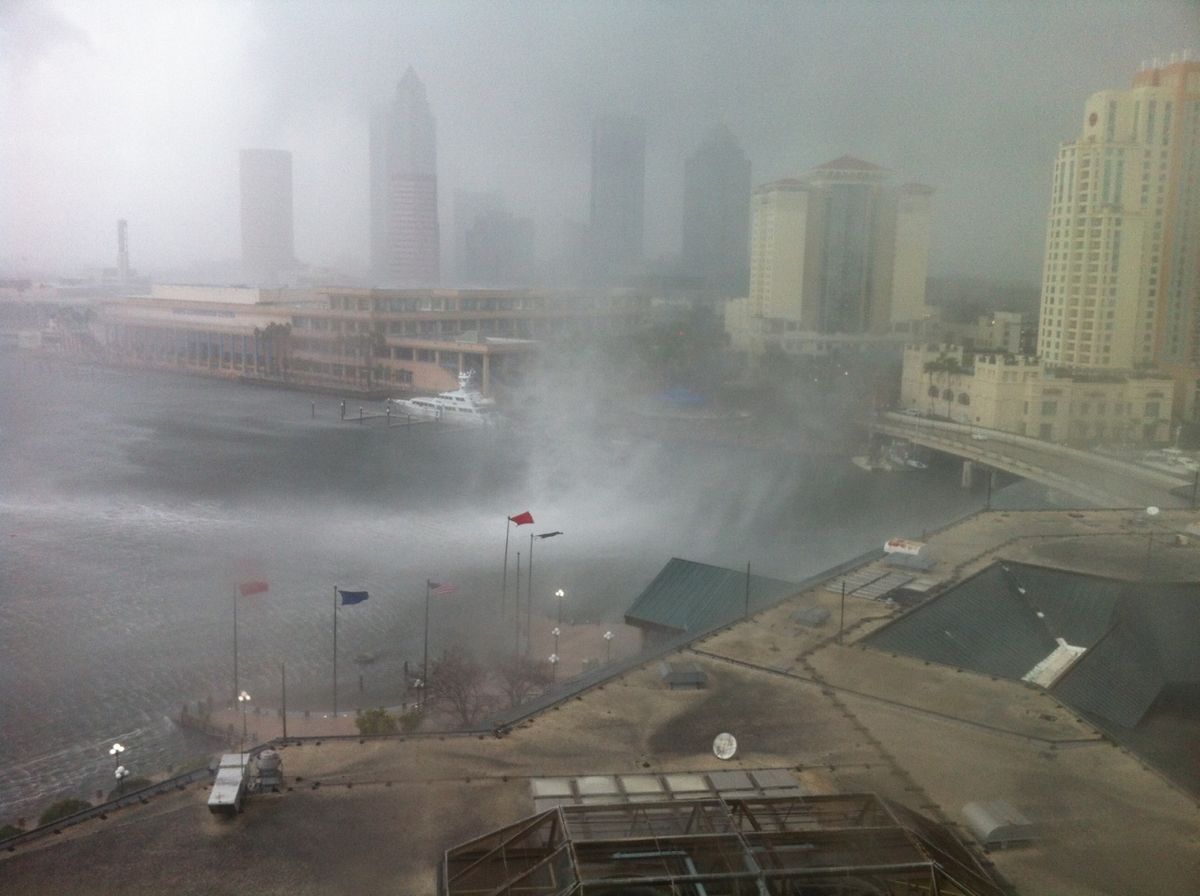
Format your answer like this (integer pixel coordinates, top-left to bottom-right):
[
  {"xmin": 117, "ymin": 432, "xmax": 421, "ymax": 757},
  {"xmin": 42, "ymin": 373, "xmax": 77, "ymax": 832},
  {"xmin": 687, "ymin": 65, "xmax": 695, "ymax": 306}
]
[{"xmin": 0, "ymin": 354, "xmax": 984, "ymax": 820}]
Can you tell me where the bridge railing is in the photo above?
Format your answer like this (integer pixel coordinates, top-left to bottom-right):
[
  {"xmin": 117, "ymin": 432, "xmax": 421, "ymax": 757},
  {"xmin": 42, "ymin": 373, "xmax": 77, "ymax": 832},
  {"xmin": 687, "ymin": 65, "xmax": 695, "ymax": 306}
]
[{"xmin": 877, "ymin": 413, "xmax": 1186, "ymax": 490}]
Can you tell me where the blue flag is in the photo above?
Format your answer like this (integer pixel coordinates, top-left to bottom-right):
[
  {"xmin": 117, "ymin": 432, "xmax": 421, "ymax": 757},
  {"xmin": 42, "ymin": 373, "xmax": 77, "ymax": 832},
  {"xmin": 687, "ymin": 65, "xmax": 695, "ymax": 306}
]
[{"xmin": 338, "ymin": 589, "xmax": 369, "ymax": 606}]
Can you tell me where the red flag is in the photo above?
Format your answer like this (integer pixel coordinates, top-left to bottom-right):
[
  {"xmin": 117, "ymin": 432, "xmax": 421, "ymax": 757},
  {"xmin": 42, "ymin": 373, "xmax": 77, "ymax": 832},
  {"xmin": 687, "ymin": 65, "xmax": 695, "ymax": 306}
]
[
  {"xmin": 428, "ymin": 581, "xmax": 459, "ymax": 596},
  {"xmin": 509, "ymin": 511, "xmax": 534, "ymax": 526},
  {"xmin": 239, "ymin": 580, "xmax": 269, "ymax": 597}
]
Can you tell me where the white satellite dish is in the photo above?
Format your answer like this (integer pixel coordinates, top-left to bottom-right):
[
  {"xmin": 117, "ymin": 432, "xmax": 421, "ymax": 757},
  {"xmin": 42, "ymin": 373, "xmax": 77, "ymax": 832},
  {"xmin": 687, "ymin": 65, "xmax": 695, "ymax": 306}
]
[{"xmin": 712, "ymin": 732, "xmax": 738, "ymax": 760}]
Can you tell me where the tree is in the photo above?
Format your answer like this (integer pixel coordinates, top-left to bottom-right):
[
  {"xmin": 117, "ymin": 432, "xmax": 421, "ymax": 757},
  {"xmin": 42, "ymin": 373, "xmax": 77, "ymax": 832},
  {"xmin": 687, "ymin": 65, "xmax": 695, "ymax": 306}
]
[
  {"xmin": 354, "ymin": 707, "xmax": 398, "ymax": 735},
  {"xmin": 429, "ymin": 649, "xmax": 495, "ymax": 728},
  {"xmin": 38, "ymin": 798, "xmax": 91, "ymax": 827},
  {"xmin": 495, "ymin": 654, "xmax": 552, "ymax": 708}
]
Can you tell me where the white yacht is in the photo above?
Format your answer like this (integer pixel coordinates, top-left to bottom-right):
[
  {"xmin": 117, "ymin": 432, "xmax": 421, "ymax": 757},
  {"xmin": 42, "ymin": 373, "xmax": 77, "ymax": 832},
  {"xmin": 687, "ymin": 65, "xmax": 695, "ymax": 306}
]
[{"xmin": 387, "ymin": 371, "xmax": 499, "ymax": 426}]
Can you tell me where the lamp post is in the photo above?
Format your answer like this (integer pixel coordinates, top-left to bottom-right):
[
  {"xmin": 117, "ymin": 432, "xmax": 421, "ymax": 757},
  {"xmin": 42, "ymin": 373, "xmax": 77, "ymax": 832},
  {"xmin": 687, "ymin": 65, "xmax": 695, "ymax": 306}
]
[
  {"xmin": 109, "ymin": 742, "xmax": 126, "ymax": 794},
  {"xmin": 548, "ymin": 653, "xmax": 559, "ymax": 682},
  {"xmin": 1145, "ymin": 505, "xmax": 1160, "ymax": 580},
  {"xmin": 552, "ymin": 626, "xmax": 561, "ymax": 658},
  {"xmin": 527, "ymin": 532, "xmax": 563, "ymax": 656},
  {"xmin": 555, "ymin": 588, "xmax": 565, "ymax": 626},
  {"xmin": 603, "ymin": 630, "xmax": 614, "ymax": 662},
  {"xmin": 237, "ymin": 690, "xmax": 251, "ymax": 770}
]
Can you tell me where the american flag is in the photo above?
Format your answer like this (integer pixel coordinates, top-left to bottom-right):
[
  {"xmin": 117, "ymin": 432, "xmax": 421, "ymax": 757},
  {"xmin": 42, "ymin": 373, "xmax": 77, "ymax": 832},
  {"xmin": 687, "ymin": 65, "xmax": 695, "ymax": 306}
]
[{"xmin": 428, "ymin": 581, "xmax": 458, "ymax": 596}]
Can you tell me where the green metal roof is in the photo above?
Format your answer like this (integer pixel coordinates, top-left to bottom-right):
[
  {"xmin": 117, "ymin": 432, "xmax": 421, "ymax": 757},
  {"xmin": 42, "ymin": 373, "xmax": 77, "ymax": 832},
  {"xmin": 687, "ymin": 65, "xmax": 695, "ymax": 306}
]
[
  {"xmin": 867, "ymin": 563, "xmax": 1061, "ymax": 679},
  {"xmin": 867, "ymin": 561, "xmax": 1200, "ymax": 729},
  {"xmin": 624, "ymin": 558, "xmax": 799, "ymax": 634}
]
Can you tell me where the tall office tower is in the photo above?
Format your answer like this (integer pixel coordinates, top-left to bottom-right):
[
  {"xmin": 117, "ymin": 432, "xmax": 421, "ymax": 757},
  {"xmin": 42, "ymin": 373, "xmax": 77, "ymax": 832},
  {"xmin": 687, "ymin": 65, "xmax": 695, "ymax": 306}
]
[
  {"xmin": 239, "ymin": 148, "xmax": 295, "ymax": 285},
  {"xmin": 682, "ymin": 124, "xmax": 752, "ymax": 296},
  {"xmin": 589, "ymin": 115, "xmax": 645, "ymax": 283},
  {"xmin": 370, "ymin": 67, "xmax": 440, "ymax": 285},
  {"xmin": 1036, "ymin": 54, "xmax": 1200, "ymax": 416},
  {"xmin": 453, "ymin": 190, "xmax": 504, "ymax": 282},
  {"xmin": 745, "ymin": 156, "xmax": 931, "ymax": 333}
]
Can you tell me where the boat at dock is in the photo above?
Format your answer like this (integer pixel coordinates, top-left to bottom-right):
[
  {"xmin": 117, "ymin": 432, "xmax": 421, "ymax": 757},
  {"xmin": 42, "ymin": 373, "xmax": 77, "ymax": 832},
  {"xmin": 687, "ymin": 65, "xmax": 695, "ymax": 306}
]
[{"xmin": 386, "ymin": 371, "xmax": 500, "ymax": 426}]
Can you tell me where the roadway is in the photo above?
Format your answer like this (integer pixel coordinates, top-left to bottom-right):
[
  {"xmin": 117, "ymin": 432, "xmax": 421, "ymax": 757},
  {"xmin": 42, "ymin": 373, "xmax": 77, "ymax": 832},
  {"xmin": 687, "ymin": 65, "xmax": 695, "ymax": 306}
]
[{"xmin": 871, "ymin": 412, "xmax": 1193, "ymax": 509}]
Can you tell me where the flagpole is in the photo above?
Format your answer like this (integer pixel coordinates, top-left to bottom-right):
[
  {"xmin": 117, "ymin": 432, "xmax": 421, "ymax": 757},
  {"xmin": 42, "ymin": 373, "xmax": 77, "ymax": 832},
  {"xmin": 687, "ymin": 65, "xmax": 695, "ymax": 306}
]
[
  {"xmin": 333, "ymin": 586, "xmax": 338, "ymax": 720},
  {"xmin": 422, "ymin": 579, "xmax": 431, "ymax": 708},
  {"xmin": 527, "ymin": 532, "xmax": 535, "ymax": 640},
  {"xmin": 501, "ymin": 518, "xmax": 511, "ymax": 615},
  {"xmin": 515, "ymin": 552, "xmax": 521, "ymax": 655},
  {"xmin": 233, "ymin": 586, "xmax": 239, "ymax": 709},
  {"xmin": 281, "ymin": 662, "xmax": 287, "ymax": 740}
]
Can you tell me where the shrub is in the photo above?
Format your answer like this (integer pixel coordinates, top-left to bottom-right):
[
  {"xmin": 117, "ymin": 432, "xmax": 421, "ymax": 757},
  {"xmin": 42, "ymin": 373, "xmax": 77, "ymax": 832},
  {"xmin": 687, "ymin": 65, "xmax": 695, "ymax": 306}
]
[
  {"xmin": 38, "ymin": 798, "xmax": 92, "ymax": 827},
  {"xmin": 354, "ymin": 707, "xmax": 398, "ymax": 735}
]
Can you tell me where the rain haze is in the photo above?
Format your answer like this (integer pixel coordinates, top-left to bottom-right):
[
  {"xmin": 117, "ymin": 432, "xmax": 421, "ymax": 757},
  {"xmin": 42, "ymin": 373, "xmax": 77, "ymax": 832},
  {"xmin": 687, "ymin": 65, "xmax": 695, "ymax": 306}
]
[
  {"xmin": 2, "ymin": 0, "xmax": 1200, "ymax": 879},
  {"xmin": 4, "ymin": 0, "xmax": 1198, "ymax": 280}
]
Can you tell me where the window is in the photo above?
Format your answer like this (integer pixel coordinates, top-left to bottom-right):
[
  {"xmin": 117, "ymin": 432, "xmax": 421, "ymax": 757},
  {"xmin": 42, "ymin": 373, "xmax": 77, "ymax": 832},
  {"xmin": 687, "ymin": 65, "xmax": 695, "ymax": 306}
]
[{"xmin": 1042, "ymin": 400, "xmax": 1058, "ymax": 416}]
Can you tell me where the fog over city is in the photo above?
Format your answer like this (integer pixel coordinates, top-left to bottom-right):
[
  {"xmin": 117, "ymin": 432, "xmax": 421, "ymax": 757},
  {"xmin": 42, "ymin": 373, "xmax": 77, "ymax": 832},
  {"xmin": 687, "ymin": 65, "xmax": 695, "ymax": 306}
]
[
  {"xmin": 4, "ymin": 2, "xmax": 1200, "ymax": 882},
  {"xmin": 4, "ymin": 0, "xmax": 1197, "ymax": 281}
]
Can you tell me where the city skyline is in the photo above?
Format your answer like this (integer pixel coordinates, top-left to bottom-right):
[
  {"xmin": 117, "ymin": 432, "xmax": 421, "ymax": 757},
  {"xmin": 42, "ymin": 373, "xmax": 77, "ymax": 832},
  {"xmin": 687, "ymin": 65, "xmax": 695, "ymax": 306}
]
[{"xmin": 2, "ymin": 2, "xmax": 1198, "ymax": 283}]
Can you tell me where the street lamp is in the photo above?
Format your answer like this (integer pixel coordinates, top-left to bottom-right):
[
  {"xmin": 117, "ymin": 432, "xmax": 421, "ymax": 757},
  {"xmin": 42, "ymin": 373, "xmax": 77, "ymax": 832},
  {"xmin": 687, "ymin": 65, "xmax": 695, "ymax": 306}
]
[
  {"xmin": 555, "ymin": 588, "xmax": 565, "ymax": 626},
  {"xmin": 603, "ymin": 630, "xmax": 614, "ymax": 663},
  {"xmin": 237, "ymin": 690, "xmax": 251, "ymax": 762},
  {"xmin": 552, "ymin": 626, "xmax": 561, "ymax": 657},
  {"xmin": 526, "ymin": 532, "xmax": 564, "ymax": 657},
  {"xmin": 548, "ymin": 653, "xmax": 559, "ymax": 682},
  {"xmin": 109, "ymin": 742, "xmax": 126, "ymax": 794},
  {"xmin": 1144, "ymin": 506, "xmax": 1160, "ymax": 579}
]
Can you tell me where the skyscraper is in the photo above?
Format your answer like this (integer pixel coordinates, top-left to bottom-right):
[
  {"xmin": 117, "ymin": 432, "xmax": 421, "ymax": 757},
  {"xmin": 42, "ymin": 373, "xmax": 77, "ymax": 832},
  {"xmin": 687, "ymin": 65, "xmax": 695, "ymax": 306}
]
[
  {"xmin": 463, "ymin": 209, "xmax": 535, "ymax": 286},
  {"xmin": 589, "ymin": 115, "xmax": 645, "ymax": 283},
  {"xmin": 453, "ymin": 190, "xmax": 504, "ymax": 282},
  {"xmin": 1036, "ymin": 54, "xmax": 1200, "ymax": 418},
  {"xmin": 682, "ymin": 124, "xmax": 751, "ymax": 296},
  {"xmin": 239, "ymin": 148, "xmax": 294, "ymax": 285},
  {"xmin": 370, "ymin": 67, "xmax": 439, "ymax": 285},
  {"xmin": 740, "ymin": 156, "xmax": 932, "ymax": 334}
]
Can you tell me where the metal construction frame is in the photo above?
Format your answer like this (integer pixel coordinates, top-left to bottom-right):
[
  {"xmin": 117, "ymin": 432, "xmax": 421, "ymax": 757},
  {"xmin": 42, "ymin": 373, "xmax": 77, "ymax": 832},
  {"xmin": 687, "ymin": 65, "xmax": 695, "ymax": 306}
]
[{"xmin": 443, "ymin": 792, "xmax": 1005, "ymax": 896}]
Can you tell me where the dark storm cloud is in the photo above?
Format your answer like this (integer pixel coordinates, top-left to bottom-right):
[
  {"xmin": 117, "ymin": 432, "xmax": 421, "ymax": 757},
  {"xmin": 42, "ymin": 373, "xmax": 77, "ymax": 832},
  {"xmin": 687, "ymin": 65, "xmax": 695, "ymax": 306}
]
[{"xmin": 3, "ymin": 0, "xmax": 1199, "ymax": 279}]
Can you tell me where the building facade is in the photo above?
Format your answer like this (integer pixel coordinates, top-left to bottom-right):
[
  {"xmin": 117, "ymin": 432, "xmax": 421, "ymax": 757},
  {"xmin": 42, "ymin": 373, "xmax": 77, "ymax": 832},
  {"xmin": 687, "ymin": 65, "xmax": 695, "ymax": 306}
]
[
  {"xmin": 590, "ymin": 115, "xmax": 646, "ymax": 283},
  {"xmin": 239, "ymin": 149, "xmax": 295, "ymax": 285},
  {"xmin": 682, "ymin": 124, "xmax": 752, "ymax": 297},
  {"xmin": 85, "ymin": 285, "xmax": 645, "ymax": 397},
  {"xmin": 370, "ymin": 68, "xmax": 440, "ymax": 286},
  {"xmin": 900, "ymin": 343, "xmax": 1173, "ymax": 444},
  {"xmin": 727, "ymin": 156, "xmax": 933, "ymax": 358},
  {"xmin": 1037, "ymin": 56, "xmax": 1200, "ymax": 419}
]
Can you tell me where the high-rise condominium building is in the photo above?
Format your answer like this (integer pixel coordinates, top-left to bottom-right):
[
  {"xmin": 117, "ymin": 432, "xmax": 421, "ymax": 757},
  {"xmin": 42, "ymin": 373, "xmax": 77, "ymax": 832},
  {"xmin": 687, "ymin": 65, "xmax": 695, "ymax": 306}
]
[
  {"xmin": 682, "ymin": 124, "xmax": 752, "ymax": 296},
  {"xmin": 240, "ymin": 149, "xmax": 294, "ymax": 285},
  {"xmin": 590, "ymin": 115, "xmax": 645, "ymax": 283},
  {"xmin": 1036, "ymin": 54, "xmax": 1200, "ymax": 417},
  {"xmin": 370, "ymin": 67, "xmax": 440, "ymax": 285},
  {"xmin": 742, "ymin": 156, "xmax": 932, "ymax": 334}
]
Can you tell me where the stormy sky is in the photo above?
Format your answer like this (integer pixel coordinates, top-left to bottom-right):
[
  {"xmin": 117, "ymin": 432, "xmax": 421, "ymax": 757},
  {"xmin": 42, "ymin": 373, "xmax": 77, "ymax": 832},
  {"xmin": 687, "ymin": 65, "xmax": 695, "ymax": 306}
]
[{"xmin": 2, "ymin": 0, "xmax": 1198, "ymax": 282}]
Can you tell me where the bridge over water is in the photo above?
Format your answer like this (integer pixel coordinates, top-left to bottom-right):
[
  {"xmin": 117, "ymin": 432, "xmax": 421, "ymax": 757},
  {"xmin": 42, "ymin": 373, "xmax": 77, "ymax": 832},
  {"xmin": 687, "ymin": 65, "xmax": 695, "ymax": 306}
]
[{"xmin": 870, "ymin": 412, "xmax": 1194, "ymax": 510}]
